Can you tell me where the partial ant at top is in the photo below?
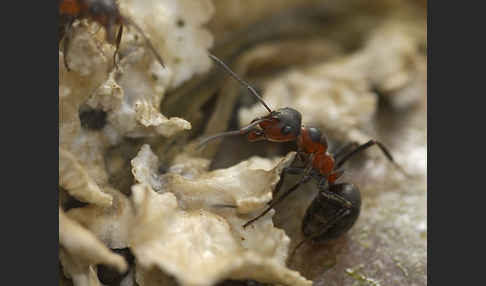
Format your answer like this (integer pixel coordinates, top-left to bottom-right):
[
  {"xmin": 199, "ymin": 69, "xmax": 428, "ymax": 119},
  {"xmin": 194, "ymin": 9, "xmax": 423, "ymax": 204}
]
[
  {"xmin": 200, "ymin": 54, "xmax": 409, "ymax": 260},
  {"xmin": 59, "ymin": 0, "xmax": 165, "ymax": 71}
]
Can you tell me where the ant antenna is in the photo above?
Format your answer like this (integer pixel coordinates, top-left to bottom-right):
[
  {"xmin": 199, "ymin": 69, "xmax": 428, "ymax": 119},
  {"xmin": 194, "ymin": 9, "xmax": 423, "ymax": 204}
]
[
  {"xmin": 121, "ymin": 17, "xmax": 165, "ymax": 68},
  {"xmin": 208, "ymin": 54, "xmax": 273, "ymax": 113},
  {"xmin": 197, "ymin": 118, "xmax": 269, "ymax": 150}
]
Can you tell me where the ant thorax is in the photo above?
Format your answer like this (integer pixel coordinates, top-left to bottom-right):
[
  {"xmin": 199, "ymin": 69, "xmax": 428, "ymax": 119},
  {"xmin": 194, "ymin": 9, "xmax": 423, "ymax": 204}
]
[{"xmin": 297, "ymin": 126, "xmax": 327, "ymax": 154}]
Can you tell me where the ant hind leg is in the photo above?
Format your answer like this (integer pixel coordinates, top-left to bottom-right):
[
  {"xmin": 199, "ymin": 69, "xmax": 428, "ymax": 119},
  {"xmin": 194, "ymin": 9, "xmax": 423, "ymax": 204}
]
[
  {"xmin": 62, "ymin": 17, "xmax": 75, "ymax": 71},
  {"xmin": 335, "ymin": 139, "xmax": 409, "ymax": 177},
  {"xmin": 333, "ymin": 142, "xmax": 359, "ymax": 162}
]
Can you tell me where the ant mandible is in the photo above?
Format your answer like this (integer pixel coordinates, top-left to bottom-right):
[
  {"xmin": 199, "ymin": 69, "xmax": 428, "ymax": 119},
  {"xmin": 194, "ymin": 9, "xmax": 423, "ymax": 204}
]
[
  {"xmin": 59, "ymin": 0, "xmax": 165, "ymax": 71},
  {"xmin": 200, "ymin": 54, "xmax": 408, "ymax": 259}
]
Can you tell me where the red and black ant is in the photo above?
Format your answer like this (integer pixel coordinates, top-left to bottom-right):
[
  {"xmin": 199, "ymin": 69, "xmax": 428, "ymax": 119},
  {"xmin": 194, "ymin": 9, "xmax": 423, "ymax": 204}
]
[
  {"xmin": 200, "ymin": 54, "xmax": 408, "ymax": 259},
  {"xmin": 59, "ymin": 0, "xmax": 165, "ymax": 71}
]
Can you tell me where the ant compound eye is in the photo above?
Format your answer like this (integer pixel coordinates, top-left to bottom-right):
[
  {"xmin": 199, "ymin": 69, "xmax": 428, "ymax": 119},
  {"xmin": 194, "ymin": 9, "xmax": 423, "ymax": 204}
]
[
  {"xmin": 281, "ymin": 125, "xmax": 293, "ymax": 135},
  {"xmin": 274, "ymin": 107, "xmax": 302, "ymax": 137}
]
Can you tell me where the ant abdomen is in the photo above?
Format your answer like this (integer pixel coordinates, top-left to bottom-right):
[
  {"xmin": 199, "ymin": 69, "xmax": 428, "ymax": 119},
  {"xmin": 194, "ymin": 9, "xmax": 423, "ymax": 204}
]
[{"xmin": 302, "ymin": 183, "xmax": 361, "ymax": 242}]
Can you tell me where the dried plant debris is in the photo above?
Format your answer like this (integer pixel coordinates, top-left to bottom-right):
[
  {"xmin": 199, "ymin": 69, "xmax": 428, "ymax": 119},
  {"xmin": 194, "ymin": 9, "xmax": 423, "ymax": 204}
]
[
  {"xmin": 132, "ymin": 144, "xmax": 296, "ymax": 213},
  {"xmin": 120, "ymin": 0, "xmax": 215, "ymax": 87},
  {"xmin": 130, "ymin": 184, "xmax": 310, "ymax": 286},
  {"xmin": 128, "ymin": 144, "xmax": 310, "ymax": 286},
  {"xmin": 59, "ymin": 0, "xmax": 216, "ymax": 209},
  {"xmin": 59, "ymin": 148, "xmax": 112, "ymax": 207},
  {"xmin": 58, "ymin": 1, "xmax": 426, "ymax": 285},
  {"xmin": 59, "ymin": 208, "xmax": 128, "ymax": 286},
  {"xmin": 66, "ymin": 188, "xmax": 134, "ymax": 249}
]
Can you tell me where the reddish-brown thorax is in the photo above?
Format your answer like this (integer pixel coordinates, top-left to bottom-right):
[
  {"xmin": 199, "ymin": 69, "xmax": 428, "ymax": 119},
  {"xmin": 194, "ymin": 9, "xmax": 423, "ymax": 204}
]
[{"xmin": 298, "ymin": 127, "xmax": 340, "ymax": 183}]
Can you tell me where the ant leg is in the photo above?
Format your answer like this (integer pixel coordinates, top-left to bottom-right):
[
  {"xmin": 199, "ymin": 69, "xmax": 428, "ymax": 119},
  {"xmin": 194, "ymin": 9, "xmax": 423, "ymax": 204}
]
[
  {"xmin": 122, "ymin": 17, "xmax": 165, "ymax": 68},
  {"xmin": 335, "ymin": 139, "xmax": 408, "ymax": 176},
  {"xmin": 273, "ymin": 166, "xmax": 306, "ymax": 198},
  {"xmin": 113, "ymin": 25, "xmax": 123, "ymax": 70},
  {"xmin": 333, "ymin": 142, "xmax": 359, "ymax": 162},
  {"xmin": 243, "ymin": 174, "xmax": 312, "ymax": 228},
  {"xmin": 272, "ymin": 152, "xmax": 308, "ymax": 198},
  {"xmin": 62, "ymin": 17, "xmax": 75, "ymax": 71},
  {"xmin": 287, "ymin": 236, "xmax": 313, "ymax": 263},
  {"xmin": 288, "ymin": 208, "xmax": 351, "ymax": 261}
]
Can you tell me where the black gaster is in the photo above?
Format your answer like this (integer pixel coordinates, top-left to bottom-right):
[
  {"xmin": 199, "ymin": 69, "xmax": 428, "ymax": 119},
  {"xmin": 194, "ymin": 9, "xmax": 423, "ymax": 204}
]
[{"xmin": 301, "ymin": 183, "xmax": 361, "ymax": 242}]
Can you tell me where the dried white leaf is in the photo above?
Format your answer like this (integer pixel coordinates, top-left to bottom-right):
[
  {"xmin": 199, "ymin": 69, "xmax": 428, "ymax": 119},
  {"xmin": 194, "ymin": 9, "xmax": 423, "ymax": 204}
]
[
  {"xmin": 59, "ymin": 148, "xmax": 112, "ymax": 207},
  {"xmin": 59, "ymin": 208, "xmax": 128, "ymax": 286}
]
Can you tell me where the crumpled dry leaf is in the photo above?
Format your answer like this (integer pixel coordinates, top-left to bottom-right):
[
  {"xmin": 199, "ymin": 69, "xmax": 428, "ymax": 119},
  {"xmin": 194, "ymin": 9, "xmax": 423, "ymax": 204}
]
[
  {"xmin": 59, "ymin": 148, "xmax": 112, "ymax": 207},
  {"xmin": 134, "ymin": 99, "xmax": 192, "ymax": 137},
  {"xmin": 59, "ymin": 256, "xmax": 101, "ymax": 286},
  {"xmin": 59, "ymin": 24, "xmax": 112, "ymax": 191},
  {"xmin": 59, "ymin": 208, "xmax": 128, "ymax": 286},
  {"xmin": 121, "ymin": 0, "xmax": 214, "ymax": 88},
  {"xmin": 129, "ymin": 183, "xmax": 311, "ymax": 286},
  {"xmin": 81, "ymin": 0, "xmax": 214, "ymax": 138},
  {"xmin": 60, "ymin": 0, "xmax": 214, "ymax": 201},
  {"xmin": 128, "ymin": 144, "xmax": 311, "ymax": 286},
  {"xmin": 66, "ymin": 187, "xmax": 134, "ymax": 249},
  {"xmin": 132, "ymin": 144, "xmax": 295, "ymax": 213},
  {"xmin": 135, "ymin": 266, "xmax": 179, "ymax": 286}
]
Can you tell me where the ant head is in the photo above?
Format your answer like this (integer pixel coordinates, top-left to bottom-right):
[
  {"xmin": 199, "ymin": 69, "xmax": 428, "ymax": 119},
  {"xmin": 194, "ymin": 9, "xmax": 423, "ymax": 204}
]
[
  {"xmin": 197, "ymin": 54, "xmax": 303, "ymax": 149},
  {"xmin": 247, "ymin": 107, "xmax": 302, "ymax": 142},
  {"xmin": 298, "ymin": 126, "xmax": 328, "ymax": 153}
]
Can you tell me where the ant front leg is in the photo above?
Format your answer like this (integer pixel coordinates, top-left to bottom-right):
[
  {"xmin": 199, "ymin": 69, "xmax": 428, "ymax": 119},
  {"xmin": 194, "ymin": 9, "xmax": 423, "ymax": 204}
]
[
  {"xmin": 244, "ymin": 154, "xmax": 315, "ymax": 228},
  {"xmin": 272, "ymin": 166, "xmax": 306, "ymax": 198},
  {"xmin": 272, "ymin": 152, "xmax": 308, "ymax": 198},
  {"xmin": 244, "ymin": 173, "xmax": 312, "ymax": 228}
]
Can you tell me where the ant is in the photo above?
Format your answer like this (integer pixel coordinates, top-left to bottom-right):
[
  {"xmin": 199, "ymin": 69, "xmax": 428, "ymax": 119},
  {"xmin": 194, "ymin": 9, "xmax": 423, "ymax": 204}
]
[
  {"xmin": 200, "ymin": 54, "xmax": 408, "ymax": 260},
  {"xmin": 59, "ymin": 0, "xmax": 165, "ymax": 71}
]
